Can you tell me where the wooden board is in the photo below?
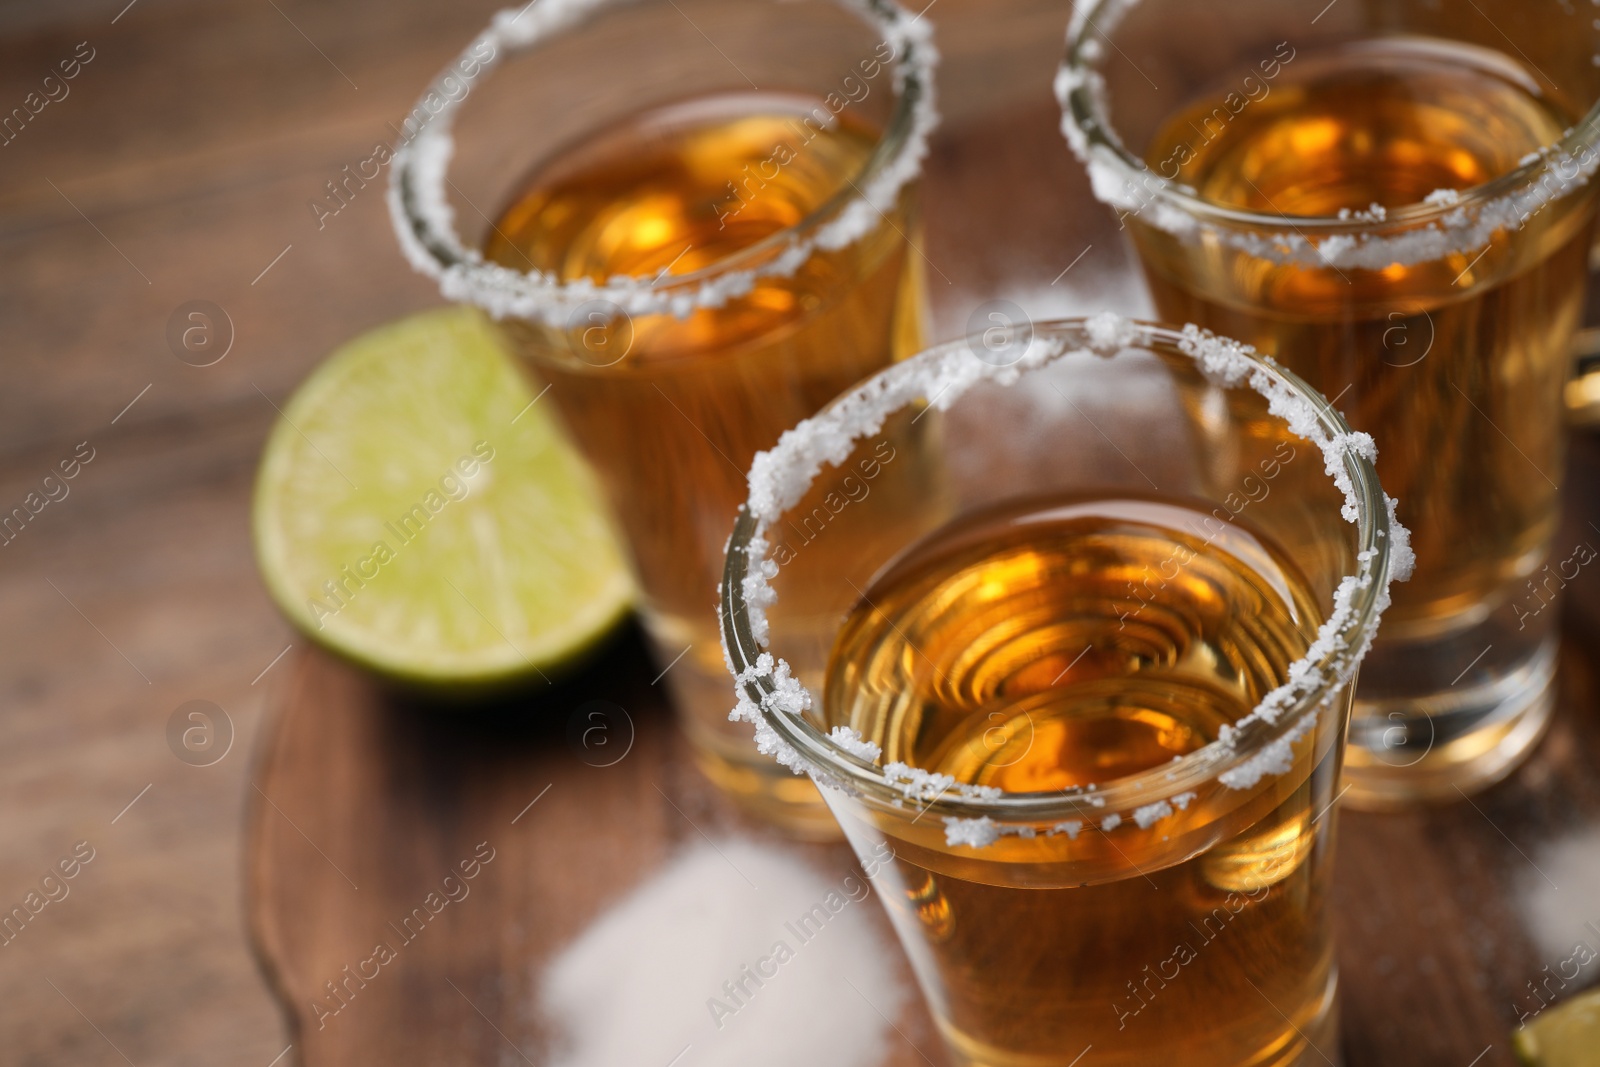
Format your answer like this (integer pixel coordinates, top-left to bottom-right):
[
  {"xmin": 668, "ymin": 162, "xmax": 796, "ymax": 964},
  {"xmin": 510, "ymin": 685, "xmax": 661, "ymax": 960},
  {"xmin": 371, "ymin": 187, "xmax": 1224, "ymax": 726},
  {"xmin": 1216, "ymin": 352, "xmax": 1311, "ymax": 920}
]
[
  {"xmin": 247, "ymin": 626, "xmax": 1600, "ymax": 1067},
  {"xmin": 249, "ymin": 437, "xmax": 1600, "ymax": 1067},
  {"xmin": 0, "ymin": 2, "xmax": 1068, "ymax": 1060},
  {"xmin": 247, "ymin": 631, "xmax": 944, "ymax": 1067},
  {"xmin": 4, "ymin": 0, "xmax": 1599, "ymax": 1062}
]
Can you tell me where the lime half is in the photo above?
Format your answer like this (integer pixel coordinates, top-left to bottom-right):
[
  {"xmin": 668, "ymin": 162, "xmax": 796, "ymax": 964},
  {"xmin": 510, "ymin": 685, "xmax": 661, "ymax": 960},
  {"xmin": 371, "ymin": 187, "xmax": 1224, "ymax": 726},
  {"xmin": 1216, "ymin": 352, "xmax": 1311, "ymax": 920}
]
[
  {"xmin": 1515, "ymin": 988, "xmax": 1600, "ymax": 1066},
  {"xmin": 253, "ymin": 307, "xmax": 632, "ymax": 688}
]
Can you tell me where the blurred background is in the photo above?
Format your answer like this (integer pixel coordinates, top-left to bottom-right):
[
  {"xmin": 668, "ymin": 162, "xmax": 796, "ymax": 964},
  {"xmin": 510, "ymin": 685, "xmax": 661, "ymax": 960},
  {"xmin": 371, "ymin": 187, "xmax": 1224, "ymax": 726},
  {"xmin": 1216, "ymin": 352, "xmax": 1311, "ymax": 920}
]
[
  {"xmin": 1, "ymin": 1, "xmax": 1596, "ymax": 1065},
  {"xmin": 0, "ymin": 1, "xmax": 1106, "ymax": 1062}
]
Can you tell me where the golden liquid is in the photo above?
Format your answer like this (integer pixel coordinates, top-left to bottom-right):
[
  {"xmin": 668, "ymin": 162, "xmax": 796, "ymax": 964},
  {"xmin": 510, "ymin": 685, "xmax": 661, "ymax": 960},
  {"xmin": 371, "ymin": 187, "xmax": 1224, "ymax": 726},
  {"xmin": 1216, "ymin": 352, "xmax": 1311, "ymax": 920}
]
[
  {"xmin": 485, "ymin": 93, "xmax": 922, "ymax": 829},
  {"xmin": 1137, "ymin": 38, "xmax": 1593, "ymax": 637},
  {"xmin": 823, "ymin": 494, "xmax": 1343, "ymax": 1067}
]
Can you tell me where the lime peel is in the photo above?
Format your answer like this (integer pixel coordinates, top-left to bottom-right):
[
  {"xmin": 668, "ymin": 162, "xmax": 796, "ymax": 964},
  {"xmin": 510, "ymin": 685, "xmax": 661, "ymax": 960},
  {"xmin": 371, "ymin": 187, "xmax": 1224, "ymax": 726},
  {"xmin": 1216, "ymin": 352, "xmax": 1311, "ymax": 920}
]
[
  {"xmin": 1514, "ymin": 986, "xmax": 1600, "ymax": 1066},
  {"xmin": 253, "ymin": 307, "xmax": 632, "ymax": 687}
]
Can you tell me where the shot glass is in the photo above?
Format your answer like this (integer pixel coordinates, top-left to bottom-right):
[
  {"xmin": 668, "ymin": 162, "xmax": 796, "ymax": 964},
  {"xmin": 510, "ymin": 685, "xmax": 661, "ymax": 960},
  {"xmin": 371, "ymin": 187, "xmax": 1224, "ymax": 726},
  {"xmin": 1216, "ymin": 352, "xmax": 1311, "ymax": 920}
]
[
  {"xmin": 1057, "ymin": 0, "xmax": 1600, "ymax": 806},
  {"xmin": 389, "ymin": 0, "xmax": 937, "ymax": 836},
  {"xmin": 721, "ymin": 318, "xmax": 1407, "ymax": 1067}
]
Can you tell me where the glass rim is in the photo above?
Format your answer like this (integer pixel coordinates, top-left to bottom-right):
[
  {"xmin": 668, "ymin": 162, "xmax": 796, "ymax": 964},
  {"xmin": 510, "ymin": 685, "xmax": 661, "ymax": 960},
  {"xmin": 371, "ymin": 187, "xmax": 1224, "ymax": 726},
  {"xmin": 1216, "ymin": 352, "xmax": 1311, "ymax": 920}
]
[
  {"xmin": 1055, "ymin": 0, "xmax": 1600, "ymax": 263},
  {"xmin": 386, "ymin": 0, "xmax": 939, "ymax": 327},
  {"xmin": 719, "ymin": 316, "xmax": 1410, "ymax": 833}
]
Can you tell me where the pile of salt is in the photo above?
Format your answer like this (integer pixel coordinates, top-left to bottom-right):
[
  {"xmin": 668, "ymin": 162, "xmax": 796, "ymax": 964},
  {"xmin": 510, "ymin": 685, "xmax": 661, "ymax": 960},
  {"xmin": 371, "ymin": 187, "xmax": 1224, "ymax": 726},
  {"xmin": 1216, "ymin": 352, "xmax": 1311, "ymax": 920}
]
[{"xmin": 538, "ymin": 840, "xmax": 907, "ymax": 1067}]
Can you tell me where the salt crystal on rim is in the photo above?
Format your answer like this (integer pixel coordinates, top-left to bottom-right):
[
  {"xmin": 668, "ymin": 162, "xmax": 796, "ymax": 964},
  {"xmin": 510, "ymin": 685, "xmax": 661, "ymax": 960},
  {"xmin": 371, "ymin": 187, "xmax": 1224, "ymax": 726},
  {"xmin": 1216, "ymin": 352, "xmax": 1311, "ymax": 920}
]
[
  {"xmin": 943, "ymin": 816, "xmax": 1062, "ymax": 849},
  {"xmin": 883, "ymin": 763, "xmax": 1002, "ymax": 803},
  {"xmin": 723, "ymin": 315, "xmax": 1409, "ymax": 845},
  {"xmin": 829, "ymin": 727, "xmax": 882, "ymax": 762},
  {"xmin": 1056, "ymin": 0, "xmax": 1600, "ymax": 271},
  {"xmin": 1132, "ymin": 801, "xmax": 1173, "ymax": 829},
  {"xmin": 388, "ymin": 0, "xmax": 941, "ymax": 327},
  {"xmin": 944, "ymin": 817, "xmax": 1000, "ymax": 849}
]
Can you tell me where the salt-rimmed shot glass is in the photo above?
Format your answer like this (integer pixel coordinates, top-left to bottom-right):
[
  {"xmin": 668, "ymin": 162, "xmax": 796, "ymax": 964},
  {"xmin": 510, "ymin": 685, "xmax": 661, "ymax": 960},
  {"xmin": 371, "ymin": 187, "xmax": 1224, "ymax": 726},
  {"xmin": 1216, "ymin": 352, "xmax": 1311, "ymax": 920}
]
[
  {"xmin": 388, "ymin": 0, "xmax": 937, "ymax": 836},
  {"xmin": 1057, "ymin": 0, "xmax": 1600, "ymax": 807},
  {"xmin": 721, "ymin": 317, "xmax": 1408, "ymax": 1067}
]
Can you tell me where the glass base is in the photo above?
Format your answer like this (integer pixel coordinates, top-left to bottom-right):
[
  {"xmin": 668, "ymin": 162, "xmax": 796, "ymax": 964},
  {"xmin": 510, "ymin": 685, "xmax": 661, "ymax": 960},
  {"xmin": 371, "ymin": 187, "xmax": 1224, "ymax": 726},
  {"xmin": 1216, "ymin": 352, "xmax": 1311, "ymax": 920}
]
[{"xmin": 1342, "ymin": 632, "xmax": 1557, "ymax": 810}]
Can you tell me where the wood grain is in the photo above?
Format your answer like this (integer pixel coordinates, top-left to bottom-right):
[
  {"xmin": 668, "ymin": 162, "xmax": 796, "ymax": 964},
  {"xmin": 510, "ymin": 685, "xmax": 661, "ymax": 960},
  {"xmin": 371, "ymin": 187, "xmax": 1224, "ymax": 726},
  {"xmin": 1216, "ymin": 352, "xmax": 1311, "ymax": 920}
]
[
  {"xmin": 2, "ymin": 0, "xmax": 1598, "ymax": 1064},
  {"xmin": 248, "ymin": 635, "xmax": 944, "ymax": 1067},
  {"xmin": 245, "ymin": 366, "xmax": 1600, "ymax": 1067},
  {"xmin": 0, "ymin": 1, "xmax": 512, "ymax": 1062},
  {"xmin": 246, "ymin": 631, "xmax": 1600, "ymax": 1067}
]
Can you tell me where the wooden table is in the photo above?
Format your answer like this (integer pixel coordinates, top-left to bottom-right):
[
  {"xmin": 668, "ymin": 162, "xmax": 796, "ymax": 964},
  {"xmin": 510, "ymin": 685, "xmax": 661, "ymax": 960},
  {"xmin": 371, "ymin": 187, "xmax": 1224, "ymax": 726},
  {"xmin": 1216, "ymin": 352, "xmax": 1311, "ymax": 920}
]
[{"xmin": 3, "ymin": 1, "xmax": 1598, "ymax": 1065}]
